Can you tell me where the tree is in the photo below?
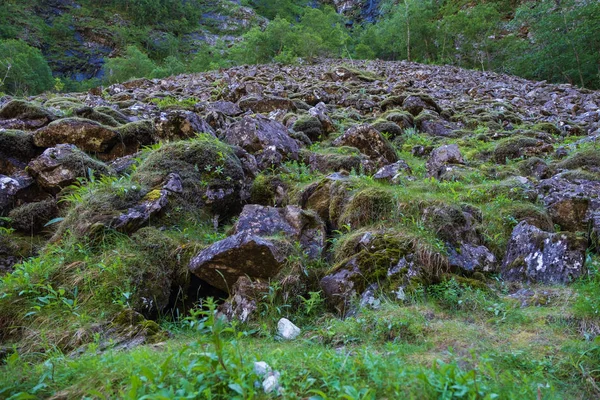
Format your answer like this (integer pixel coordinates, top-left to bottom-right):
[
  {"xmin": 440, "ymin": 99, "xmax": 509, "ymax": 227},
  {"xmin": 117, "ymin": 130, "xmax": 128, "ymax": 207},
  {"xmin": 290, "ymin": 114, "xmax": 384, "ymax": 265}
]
[
  {"xmin": 0, "ymin": 39, "xmax": 53, "ymax": 95},
  {"xmin": 104, "ymin": 46, "xmax": 157, "ymax": 84},
  {"xmin": 509, "ymin": 0, "xmax": 600, "ymax": 88}
]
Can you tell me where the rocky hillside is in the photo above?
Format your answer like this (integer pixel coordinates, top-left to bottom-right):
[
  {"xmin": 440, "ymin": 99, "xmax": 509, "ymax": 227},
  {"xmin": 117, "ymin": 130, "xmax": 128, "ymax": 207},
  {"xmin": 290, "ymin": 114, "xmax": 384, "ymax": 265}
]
[{"xmin": 1, "ymin": 59, "xmax": 600, "ymax": 397}]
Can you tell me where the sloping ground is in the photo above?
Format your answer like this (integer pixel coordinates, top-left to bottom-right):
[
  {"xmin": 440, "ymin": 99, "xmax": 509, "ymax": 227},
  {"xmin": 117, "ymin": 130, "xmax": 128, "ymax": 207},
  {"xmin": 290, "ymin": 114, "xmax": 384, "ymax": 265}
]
[{"xmin": 0, "ymin": 59, "xmax": 599, "ymax": 398}]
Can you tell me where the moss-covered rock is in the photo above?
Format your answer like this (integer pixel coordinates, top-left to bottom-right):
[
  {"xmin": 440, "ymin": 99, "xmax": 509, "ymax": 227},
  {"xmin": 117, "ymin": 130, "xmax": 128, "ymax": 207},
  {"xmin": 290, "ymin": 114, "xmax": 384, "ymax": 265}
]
[
  {"xmin": 8, "ymin": 198, "xmax": 58, "ymax": 234},
  {"xmin": 493, "ymin": 136, "xmax": 548, "ymax": 164},
  {"xmin": 293, "ymin": 116, "xmax": 323, "ymax": 141},
  {"xmin": 0, "ymin": 130, "xmax": 38, "ymax": 165},
  {"xmin": 133, "ymin": 134, "xmax": 245, "ymax": 217},
  {"xmin": 339, "ymin": 187, "xmax": 396, "ymax": 229},
  {"xmin": 557, "ymin": 149, "xmax": 600, "ymax": 173},
  {"xmin": 0, "ymin": 99, "xmax": 55, "ymax": 121}
]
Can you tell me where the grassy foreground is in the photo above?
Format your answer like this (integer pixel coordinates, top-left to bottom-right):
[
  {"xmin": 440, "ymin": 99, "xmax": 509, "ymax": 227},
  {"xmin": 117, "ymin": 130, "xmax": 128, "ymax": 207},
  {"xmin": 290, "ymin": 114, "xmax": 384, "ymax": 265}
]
[{"xmin": 1, "ymin": 278, "xmax": 600, "ymax": 399}]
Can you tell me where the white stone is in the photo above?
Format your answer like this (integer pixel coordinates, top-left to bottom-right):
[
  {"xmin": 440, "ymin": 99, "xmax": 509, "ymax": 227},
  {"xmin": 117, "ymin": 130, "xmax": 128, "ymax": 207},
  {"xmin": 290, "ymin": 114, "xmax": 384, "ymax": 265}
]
[
  {"xmin": 254, "ymin": 361, "xmax": 271, "ymax": 377},
  {"xmin": 277, "ymin": 318, "xmax": 301, "ymax": 340},
  {"xmin": 262, "ymin": 371, "xmax": 280, "ymax": 394}
]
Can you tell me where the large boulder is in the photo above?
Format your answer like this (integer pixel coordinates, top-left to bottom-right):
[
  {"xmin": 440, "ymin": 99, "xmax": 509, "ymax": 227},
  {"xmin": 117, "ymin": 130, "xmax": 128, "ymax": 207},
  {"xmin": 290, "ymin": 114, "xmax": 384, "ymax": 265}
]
[
  {"xmin": 232, "ymin": 205, "xmax": 325, "ymax": 259},
  {"xmin": 536, "ymin": 177, "xmax": 600, "ymax": 232},
  {"xmin": 190, "ymin": 204, "xmax": 325, "ymax": 293},
  {"xmin": 333, "ymin": 124, "xmax": 398, "ymax": 167},
  {"xmin": 238, "ymin": 95, "xmax": 295, "ymax": 113},
  {"xmin": 27, "ymin": 144, "xmax": 111, "ymax": 192},
  {"xmin": 33, "ymin": 118, "xmax": 118, "ymax": 153},
  {"xmin": 132, "ymin": 135, "xmax": 246, "ymax": 217},
  {"xmin": 0, "ymin": 99, "xmax": 55, "ymax": 128},
  {"xmin": 501, "ymin": 221, "xmax": 587, "ymax": 284},
  {"xmin": 299, "ymin": 173, "xmax": 353, "ymax": 230},
  {"xmin": 426, "ymin": 144, "xmax": 465, "ymax": 179},
  {"xmin": 223, "ymin": 115, "xmax": 299, "ymax": 169},
  {"xmin": 0, "ymin": 130, "xmax": 39, "ymax": 173},
  {"xmin": 189, "ymin": 232, "xmax": 290, "ymax": 292},
  {"xmin": 155, "ymin": 110, "xmax": 215, "ymax": 141}
]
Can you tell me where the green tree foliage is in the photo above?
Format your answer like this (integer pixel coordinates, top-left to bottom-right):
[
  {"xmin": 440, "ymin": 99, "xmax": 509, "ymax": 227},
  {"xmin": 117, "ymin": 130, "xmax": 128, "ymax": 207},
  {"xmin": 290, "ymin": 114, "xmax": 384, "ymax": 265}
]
[
  {"xmin": 229, "ymin": 6, "xmax": 349, "ymax": 64},
  {"xmin": 247, "ymin": 0, "xmax": 309, "ymax": 20},
  {"xmin": 0, "ymin": 39, "xmax": 53, "ymax": 95},
  {"xmin": 104, "ymin": 46, "xmax": 157, "ymax": 84},
  {"xmin": 508, "ymin": 0, "xmax": 600, "ymax": 88}
]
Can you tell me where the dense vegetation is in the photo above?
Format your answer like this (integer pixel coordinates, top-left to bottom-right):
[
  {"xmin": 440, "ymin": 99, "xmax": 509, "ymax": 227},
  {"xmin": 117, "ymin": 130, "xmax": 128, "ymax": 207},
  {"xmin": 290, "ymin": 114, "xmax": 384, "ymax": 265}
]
[{"xmin": 1, "ymin": 0, "xmax": 600, "ymax": 96}]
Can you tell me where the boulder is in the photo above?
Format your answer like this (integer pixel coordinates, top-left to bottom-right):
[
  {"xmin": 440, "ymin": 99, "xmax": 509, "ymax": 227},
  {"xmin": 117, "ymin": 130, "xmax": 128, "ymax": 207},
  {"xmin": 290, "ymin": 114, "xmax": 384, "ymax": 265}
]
[
  {"xmin": 403, "ymin": 94, "xmax": 442, "ymax": 116},
  {"xmin": 373, "ymin": 160, "xmax": 412, "ymax": 183},
  {"xmin": 238, "ymin": 95, "xmax": 295, "ymax": 113},
  {"xmin": 501, "ymin": 221, "xmax": 587, "ymax": 284},
  {"xmin": 109, "ymin": 174, "xmax": 181, "ymax": 234},
  {"xmin": 332, "ymin": 124, "xmax": 398, "ymax": 167},
  {"xmin": 292, "ymin": 116, "xmax": 323, "ymax": 141},
  {"xmin": 448, "ymin": 243, "xmax": 497, "ymax": 274},
  {"xmin": 320, "ymin": 264, "xmax": 360, "ymax": 316},
  {"xmin": 232, "ymin": 205, "xmax": 325, "ymax": 259},
  {"xmin": 536, "ymin": 177, "xmax": 600, "ymax": 232},
  {"xmin": 306, "ymin": 149, "xmax": 376, "ymax": 175},
  {"xmin": 223, "ymin": 115, "xmax": 299, "ymax": 169},
  {"xmin": 426, "ymin": 144, "xmax": 465, "ymax": 179},
  {"xmin": 189, "ymin": 232, "xmax": 289, "ymax": 292},
  {"xmin": 132, "ymin": 135, "xmax": 246, "ymax": 217},
  {"xmin": 155, "ymin": 110, "xmax": 215, "ymax": 141},
  {"xmin": 33, "ymin": 118, "xmax": 118, "ymax": 153},
  {"xmin": 219, "ymin": 276, "xmax": 269, "ymax": 322},
  {"xmin": 308, "ymin": 102, "xmax": 335, "ymax": 134},
  {"xmin": 207, "ymin": 101, "xmax": 243, "ymax": 116},
  {"xmin": 0, "ymin": 99, "xmax": 55, "ymax": 124},
  {"xmin": 0, "ymin": 130, "xmax": 40, "ymax": 174},
  {"xmin": 27, "ymin": 144, "xmax": 111, "ymax": 192},
  {"xmin": 299, "ymin": 173, "xmax": 353, "ymax": 230}
]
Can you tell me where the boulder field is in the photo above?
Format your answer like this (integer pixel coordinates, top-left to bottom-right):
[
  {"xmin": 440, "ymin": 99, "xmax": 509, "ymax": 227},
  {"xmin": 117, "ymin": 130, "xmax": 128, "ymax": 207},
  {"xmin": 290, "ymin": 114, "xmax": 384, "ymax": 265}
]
[{"xmin": 1, "ymin": 58, "xmax": 599, "ymax": 322}]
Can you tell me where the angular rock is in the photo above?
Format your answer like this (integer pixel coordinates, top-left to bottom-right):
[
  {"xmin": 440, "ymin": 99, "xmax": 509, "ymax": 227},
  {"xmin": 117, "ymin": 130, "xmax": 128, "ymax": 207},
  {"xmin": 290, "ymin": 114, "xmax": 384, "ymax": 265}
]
[
  {"xmin": 306, "ymin": 150, "xmax": 376, "ymax": 175},
  {"xmin": 426, "ymin": 144, "xmax": 465, "ymax": 179},
  {"xmin": 299, "ymin": 172, "xmax": 352, "ymax": 230},
  {"xmin": 277, "ymin": 318, "xmax": 301, "ymax": 340},
  {"xmin": 320, "ymin": 265, "xmax": 360, "ymax": 316},
  {"xmin": 333, "ymin": 124, "xmax": 398, "ymax": 167},
  {"xmin": 0, "ymin": 99, "xmax": 55, "ymax": 124},
  {"xmin": 108, "ymin": 174, "xmax": 179, "ymax": 234},
  {"xmin": 373, "ymin": 160, "xmax": 412, "ymax": 183},
  {"xmin": 308, "ymin": 102, "xmax": 335, "ymax": 134},
  {"xmin": 27, "ymin": 144, "xmax": 111, "ymax": 192},
  {"xmin": 448, "ymin": 243, "xmax": 497, "ymax": 274},
  {"xmin": 155, "ymin": 110, "xmax": 215, "ymax": 141},
  {"xmin": 501, "ymin": 221, "xmax": 587, "ymax": 284},
  {"xmin": 207, "ymin": 101, "xmax": 243, "ymax": 116},
  {"xmin": 232, "ymin": 204, "xmax": 325, "ymax": 259},
  {"xmin": 537, "ymin": 177, "xmax": 600, "ymax": 232},
  {"xmin": 33, "ymin": 118, "xmax": 118, "ymax": 153},
  {"xmin": 219, "ymin": 276, "xmax": 269, "ymax": 322},
  {"xmin": 238, "ymin": 95, "xmax": 295, "ymax": 113},
  {"xmin": 189, "ymin": 232, "xmax": 289, "ymax": 292},
  {"xmin": 224, "ymin": 115, "xmax": 299, "ymax": 169}
]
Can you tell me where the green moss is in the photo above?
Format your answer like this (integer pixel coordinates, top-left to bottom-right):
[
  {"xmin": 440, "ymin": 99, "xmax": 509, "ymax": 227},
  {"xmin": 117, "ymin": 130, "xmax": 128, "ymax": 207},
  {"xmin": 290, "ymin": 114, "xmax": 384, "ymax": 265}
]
[
  {"xmin": 115, "ymin": 120, "xmax": 156, "ymax": 143},
  {"xmin": 0, "ymin": 130, "xmax": 37, "ymax": 160},
  {"xmin": 0, "ymin": 99, "xmax": 54, "ymax": 120},
  {"xmin": 132, "ymin": 134, "xmax": 244, "ymax": 216},
  {"xmin": 372, "ymin": 121, "xmax": 403, "ymax": 139},
  {"xmin": 74, "ymin": 107, "xmax": 121, "ymax": 127},
  {"xmin": 493, "ymin": 136, "xmax": 541, "ymax": 163},
  {"xmin": 94, "ymin": 106, "xmax": 131, "ymax": 125},
  {"xmin": 8, "ymin": 199, "xmax": 58, "ymax": 234},
  {"xmin": 557, "ymin": 149, "xmax": 600, "ymax": 171},
  {"xmin": 44, "ymin": 97, "xmax": 84, "ymax": 111},
  {"xmin": 293, "ymin": 116, "xmax": 323, "ymax": 140},
  {"xmin": 532, "ymin": 122, "xmax": 561, "ymax": 135},
  {"xmin": 338, "ymin": 187, "xmax": 396, "ymax": 229}
]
